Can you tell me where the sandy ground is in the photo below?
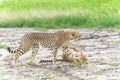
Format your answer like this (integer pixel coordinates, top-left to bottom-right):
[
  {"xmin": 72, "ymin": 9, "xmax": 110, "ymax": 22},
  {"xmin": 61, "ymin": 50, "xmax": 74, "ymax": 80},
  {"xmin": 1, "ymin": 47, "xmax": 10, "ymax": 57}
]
[{"xmin": 0, "ymin": 28, "xmax": 120, "ymax": 80}]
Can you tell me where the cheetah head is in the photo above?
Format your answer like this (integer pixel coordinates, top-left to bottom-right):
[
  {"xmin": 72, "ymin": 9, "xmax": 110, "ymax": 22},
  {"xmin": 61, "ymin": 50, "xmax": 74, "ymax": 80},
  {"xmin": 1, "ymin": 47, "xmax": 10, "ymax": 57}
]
[
  {"xmin": 78, "ymin": 53, "xmax": 87, "ymax": 62},
  {"xmin": 69, "ymin": 48, "xmax": 87, "ymax": 63},
  {"xmin": 67, "ymin": 31, "xmax": 81, "ymax": 40},
  {"xmin": 62, "ymin": 47, "xmax": 87, "ymax": 63},
  {"xmin": 57, "ymin": 30, "xmax": 81, "ymax": 40}
]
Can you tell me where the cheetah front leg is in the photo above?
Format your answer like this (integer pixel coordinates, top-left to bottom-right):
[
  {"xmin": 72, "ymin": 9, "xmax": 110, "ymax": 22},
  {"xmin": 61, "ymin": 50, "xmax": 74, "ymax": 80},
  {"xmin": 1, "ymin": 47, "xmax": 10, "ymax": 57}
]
[
  {"xmin": 30, "ymin": 45, "xmax": 41, "ymax": 66},
  {"xmin": 52, "ymin": 48, "xmax": 58, "ymax": 64}
]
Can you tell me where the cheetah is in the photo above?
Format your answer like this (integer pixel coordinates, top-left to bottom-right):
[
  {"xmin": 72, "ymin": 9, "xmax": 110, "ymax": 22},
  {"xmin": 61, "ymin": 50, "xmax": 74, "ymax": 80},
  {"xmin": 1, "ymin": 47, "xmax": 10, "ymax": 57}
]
[
  {"xmin": 40, "ymin": 43, "xmax": 87, "ymax": 63},
  {"xmin": 7, "ymin": 30, "xmax": 81, "ymax": 65},
  {"xmin": 62, "ymin": 42, "xmax": 87, "ymax": 63}
]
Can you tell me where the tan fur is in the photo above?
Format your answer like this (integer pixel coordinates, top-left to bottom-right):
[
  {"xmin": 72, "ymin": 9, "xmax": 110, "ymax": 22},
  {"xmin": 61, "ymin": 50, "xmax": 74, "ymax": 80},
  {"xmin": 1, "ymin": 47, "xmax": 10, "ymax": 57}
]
[
  {"xmin": 62, "ymin": 45, "xmax": 87, "ymax": 63},
  {"xmin": 7, "ymin": 30, "xmax": 81, "ymax": 65},
  {"xmin": 40, "ymin": 45, "xmax": 87, "ymax": 63}
]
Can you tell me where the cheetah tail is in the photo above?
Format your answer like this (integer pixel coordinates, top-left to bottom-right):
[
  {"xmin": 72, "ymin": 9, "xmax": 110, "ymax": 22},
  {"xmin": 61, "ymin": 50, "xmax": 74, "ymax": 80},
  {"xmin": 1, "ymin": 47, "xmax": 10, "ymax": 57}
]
[
  {"xmin": 39, "ymin": 59, "xmax": 63, "ymax": 63},
  {"xmin": 6, "ymin": 47, "xmax": 18, "ymax": 54}
]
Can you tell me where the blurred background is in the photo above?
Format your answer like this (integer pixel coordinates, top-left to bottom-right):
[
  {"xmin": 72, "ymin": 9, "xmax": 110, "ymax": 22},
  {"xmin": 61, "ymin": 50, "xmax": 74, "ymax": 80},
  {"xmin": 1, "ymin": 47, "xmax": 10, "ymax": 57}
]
[{"xmin": 0, "ymin": 0, "xmax": 120, "ymax": 29}]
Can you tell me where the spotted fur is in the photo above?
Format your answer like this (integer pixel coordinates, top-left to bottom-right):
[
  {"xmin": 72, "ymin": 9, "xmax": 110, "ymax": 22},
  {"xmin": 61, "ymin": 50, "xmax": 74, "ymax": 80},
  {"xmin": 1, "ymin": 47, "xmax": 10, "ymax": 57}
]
[
  {"xmin": 40, "ymin": 43, "xmax": 87, "ymax": 63},
  {"xmin": 7, "ymin": 30, "xmax": 81, "ymax": 65}
]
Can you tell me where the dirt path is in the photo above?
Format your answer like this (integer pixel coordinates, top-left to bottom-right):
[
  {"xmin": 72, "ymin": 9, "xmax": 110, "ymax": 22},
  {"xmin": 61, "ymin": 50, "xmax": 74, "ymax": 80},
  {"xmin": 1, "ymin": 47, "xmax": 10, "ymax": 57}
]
[{"xmin": 0, "ymin": 28, "xmax": 120, "ymax": 80}]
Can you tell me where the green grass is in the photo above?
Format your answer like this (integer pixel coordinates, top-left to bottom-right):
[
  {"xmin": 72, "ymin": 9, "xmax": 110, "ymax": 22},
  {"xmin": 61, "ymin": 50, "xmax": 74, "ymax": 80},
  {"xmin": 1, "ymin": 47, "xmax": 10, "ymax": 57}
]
[
  {"xmin": 100, "ymin": 62, "xmax": 119, "ymax": 67},
  {"xmin": 0, "ymin": 44, "xmax": 7, "ymax": 48},
  {"xmin": 114, "ymin": 40, "xmax": 120, "ymax": 45},
  {"xmin": 73, "ymin": 61, "xmax": 83, "ymax": 65},
  {"xmin": 0, "ymin": 0, "xmax": 120, "ymax": 28},
  {"xmin": 18, "ymin": 63, "xmax": 26, "ymax": 67}
]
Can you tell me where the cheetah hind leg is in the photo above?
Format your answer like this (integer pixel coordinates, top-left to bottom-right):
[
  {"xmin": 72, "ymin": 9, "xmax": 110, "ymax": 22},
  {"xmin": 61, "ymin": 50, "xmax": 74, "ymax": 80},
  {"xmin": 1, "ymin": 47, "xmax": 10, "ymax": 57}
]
[{"xmin": 30, "ymin": 45, "xmax": 41, "ymax": 66}]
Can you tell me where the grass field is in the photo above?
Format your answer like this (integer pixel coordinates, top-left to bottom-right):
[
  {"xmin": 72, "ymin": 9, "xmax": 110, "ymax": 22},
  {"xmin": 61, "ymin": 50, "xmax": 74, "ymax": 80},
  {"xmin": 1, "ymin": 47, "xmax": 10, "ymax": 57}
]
[{"xmin": 0, "ymin": 0, "xmax": 120, "ymax": 29}]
